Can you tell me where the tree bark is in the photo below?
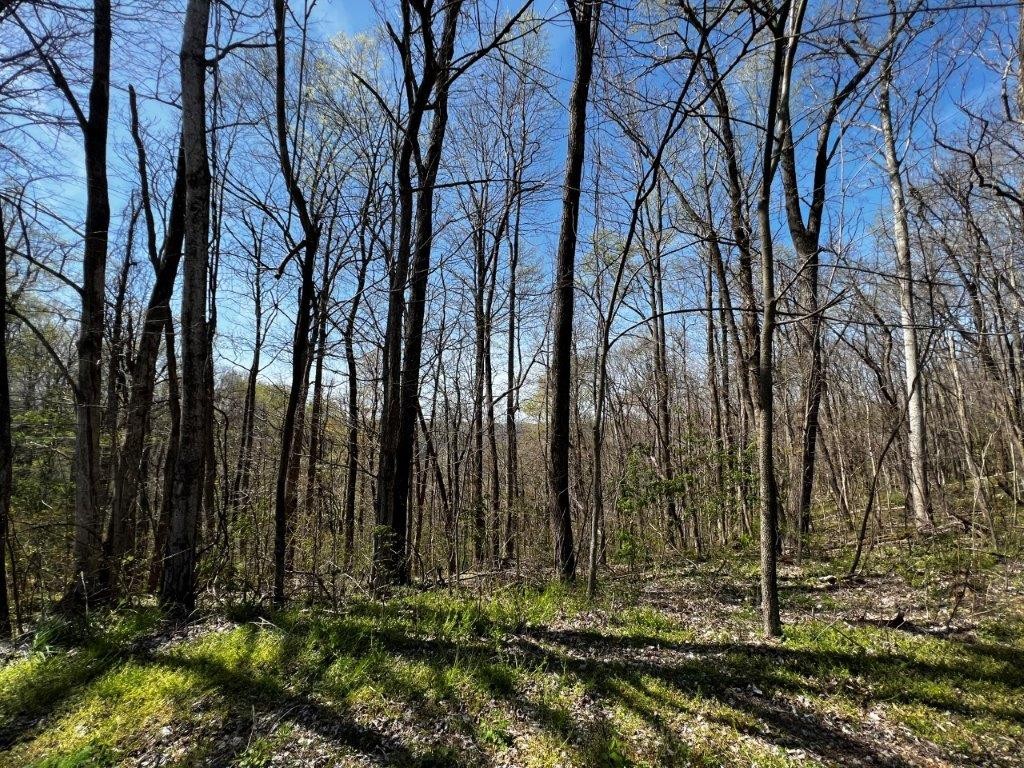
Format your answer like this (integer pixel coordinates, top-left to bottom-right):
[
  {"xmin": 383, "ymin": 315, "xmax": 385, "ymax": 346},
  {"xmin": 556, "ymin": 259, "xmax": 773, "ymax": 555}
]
[
  {"xmin": 755, "ymin": 0, "xmax": 794, "ymax": 639},
  {"xmin": 879, "ymin": 51, "xmax": 933, "ymax": 532},
  {"xmin": 0, "ymin": 206, "xmax": 13, "ymax": 636},
  {"xmin": 160, "ymin": 0, "xmax": 213, "ymax": 614},
  {"xmin": 343, "ymin": 222, "xmax": 370, "ymax": 566},
  {"xmin": 271, "ymin": 0, "xmax": 322, "ymax": 606},
  {"xmin": 472, "ymin": 219, "xmax": 486, "ymax": 564},
  {"xmin": 549, "ymin": 0, "xmax": 600, "ymax": 582},
  {"xmin": 503, "ymin": 191, "xmax": 522, "ymax": 565},
  {"xmin": 107, "ymin": 96, "xmax": 186, "ymax": 594},
  {"xmin": 149, "ymin": 317, "xmax": 180, "ymax": 592},
  {"xmin": 64, "ymin": 0, "xmax": 112, "ymax": 609},
  {"xmin": 226, "ymin": 246, "xmax": 262, "ymax": 519},
  {"xmin": 373, "ymin": 0, "xmax": 462, "ymax": 587}
]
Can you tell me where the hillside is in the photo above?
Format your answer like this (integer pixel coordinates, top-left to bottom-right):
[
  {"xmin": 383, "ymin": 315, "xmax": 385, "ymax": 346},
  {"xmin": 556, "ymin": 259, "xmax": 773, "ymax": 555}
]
[{"xmin": 2, "ymin": 537, "xmax": 1022, "ymax": 768}]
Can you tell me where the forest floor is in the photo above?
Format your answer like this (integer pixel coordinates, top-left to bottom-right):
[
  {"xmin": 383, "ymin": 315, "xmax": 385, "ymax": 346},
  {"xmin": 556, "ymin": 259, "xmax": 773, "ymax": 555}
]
[{"xmin": 1, "ymin": 534, "xmax": 1023, "ymax": 767}]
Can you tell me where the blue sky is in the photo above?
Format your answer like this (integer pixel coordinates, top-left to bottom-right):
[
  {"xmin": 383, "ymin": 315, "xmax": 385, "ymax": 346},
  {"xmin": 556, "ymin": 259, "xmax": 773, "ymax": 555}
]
[{"xmin": 5, "ymin": 0, "xmax": 1020, "ymax": 387}]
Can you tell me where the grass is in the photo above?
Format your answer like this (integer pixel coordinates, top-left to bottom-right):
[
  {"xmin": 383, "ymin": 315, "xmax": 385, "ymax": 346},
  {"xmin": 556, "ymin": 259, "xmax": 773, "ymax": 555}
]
[{"xmin": 0, "ymin": 545, "xmax": 1022, "ymax": 767}]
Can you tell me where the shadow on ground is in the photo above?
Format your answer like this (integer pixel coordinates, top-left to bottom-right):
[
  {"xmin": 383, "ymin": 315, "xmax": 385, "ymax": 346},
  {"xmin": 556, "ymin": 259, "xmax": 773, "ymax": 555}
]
[{"xmin": 1, "ymin": 586, "xmax": 1022, "ymax": 767}]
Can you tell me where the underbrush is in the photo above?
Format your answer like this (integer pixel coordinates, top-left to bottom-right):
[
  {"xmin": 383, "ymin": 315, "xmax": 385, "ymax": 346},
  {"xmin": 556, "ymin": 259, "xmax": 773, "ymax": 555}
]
[{"xmin": 0, "ymin": 539, "xmax": 1021, "ymax": 767}]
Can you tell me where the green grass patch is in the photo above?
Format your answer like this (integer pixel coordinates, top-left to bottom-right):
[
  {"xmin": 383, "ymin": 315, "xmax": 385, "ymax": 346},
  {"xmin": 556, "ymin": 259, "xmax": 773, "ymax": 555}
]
[{"xmin": 2, "ymin": 547, "xmax": 1022, "ymax": 767}]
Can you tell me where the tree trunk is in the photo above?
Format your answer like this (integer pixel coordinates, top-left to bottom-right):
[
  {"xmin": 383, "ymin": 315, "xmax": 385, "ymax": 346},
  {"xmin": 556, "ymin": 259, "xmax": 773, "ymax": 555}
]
[
  {"xmin": 879, "ymin": 55, "xmax": 933, "ymax": 532},
  {"xmin": 549, "ymin": 0, "xmax": 599, "ymax": 583},
  {"xmin": 304, "ymin": 265, "xmax": 331, "ymax": 568},
  {"xmin": 226, "ymin": 257, "xmax": 262, "ymax": 565},
  {"xmin": 65, "ymin": 0, "xmax": 112, "ymax": 609},
  {"xmin": 706, "ymin": 261, "xmax": 725, "ymax": 541},
  {"xmin": 388, "ymin": 80, "xmax": 454, "ymax": 581},
  {"xmin": 102, "ymin": 211, "xmax": 134, "ymax": 516},
  {"xmin": 107, "ymin": 114, "xmax": 186, "ymax": 595},
  {"xmin": 503, "ymin": 192, "xmax": 522, "ymax": 565},
  {"xmin": 0, "ymin": 206, "xmax": 13, "ymax": 637},
  {"xmin": 650, "ymin": 207, "xmax": 683, "ymax": 550},
  {"xmin": 472, "ymin": 224, "xmax": 486, "ymax": 564},
  {"xmin": 160, "ymin": 0, "xmax": 213, "ymax": 614},
  {"xmin": 373, "ymin": 0, "xmax": 462, "ymax": 587},
  {"xmin": 342, "ymin": 255, "xmax": 368, "ymax": 566},
  {"xmin": 484, "ymin": 336, "xmax": 501, "ymax": 566},
  {"xmin": 150, "ymin": 317, "xmax": 180, "ymax": 588},
  {"xmin": 755, "ymin": 0, "xmax": 794, "ymax": 639},
  {"xmin": 271, "ymin": 0, "xmax": 322, "ymax": 606}
]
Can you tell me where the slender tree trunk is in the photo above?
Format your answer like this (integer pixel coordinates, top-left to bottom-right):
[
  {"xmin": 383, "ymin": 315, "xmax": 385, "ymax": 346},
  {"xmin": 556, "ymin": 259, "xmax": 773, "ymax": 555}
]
[
  {"xmin": 793, "ymin": 268, "xmax": 823, "ymax": 540},
  {"xmin": 472, "ymin": 228, "xmax": 486, "ymax": 564},
  {"xmin": 102, "ymin": 214, "xmax": 134, "ymax": 516},
  {"xmin": 777, "ymin": 0, "xmax": 887, "ymax": 545},
  {"xmin": 418, "ymin": 399, "xmax": 453, "ymax": 572},
  {"xmin": 271, "ymin": 0, "xmax": 321, "ymax": 606},
  {"xmin": 948, "ymin": 338, "xmax": 997, "ymax": 537},
  {"xmin": 587, "ymin": 406, "xmax": 604, "ymax": 597},
  {"xmin": 281, "ymin": 373, "xmax": 309, "ymax": 579},
  {"xmin": 107, "ymin": 121, "xmax": 186, "ymax": 595},
  {"xmin": 484, "ymin": 337, "xmax": 501, "ymax": 565},
  {"xmin": 304, "ymin": 268, "xmax": 330, "ymax": 556},
  {"xmin": 227, "ymin": 269, "xmax": 263, "ymax": 590},
  {"xmin": 706, "ymin": 261, "xmax": 725, "ymax": 538},
  {"xmin": 372, "ymin": 10, "xmax": 439, "ymax": 587},
  {"xmin": 719, "ymin": 275, "xmax": 736, "ymax": 543},
  {"xmin": 226, "ymin": 260, "xmax": 262, "ymax": 571},
  {"xmin": 374, "ymin": 1, "xmax": 462, "ymax": 586},
  {"xmin": 203, "ymin": 320, "xmax": 218, "ymax": 551},
  {"xmin": 879, "ymin": 55, "xmax": 932, "ymax": 532},
  {"xmin": 151, "ymin": 316, "xmax": 181, "ymax": 592},
  {"xmin": 503, "ymin": 193, "xmax": 522, "ymax": 565},
  {"xmin": 0, "ymin": 207, "xmax": 13, "ymax": 637},
  {"xmin": 755, "ymin": 0, "xmax": 794, "ymax": 639},
  {"xmin": 160, "ymin": 0, "xmax": 213, "ymax": 614},
  {"xmin": 389, "ymin": 85, "xmax": 454, "ymax": 581},
  {"xmin": 65, "ymin": 0, "xmax": 112, "ymax": 609},
  {"xmin": 343, "ymin": 289, "xmax": 365, "ymax": 566},
  {"xmin": 549, "ymin": 0, "xmax": 599, "ymax": 582},
  {"xmin": 650, "ymin": 218, "xmax": 682, "ymax": 549}
]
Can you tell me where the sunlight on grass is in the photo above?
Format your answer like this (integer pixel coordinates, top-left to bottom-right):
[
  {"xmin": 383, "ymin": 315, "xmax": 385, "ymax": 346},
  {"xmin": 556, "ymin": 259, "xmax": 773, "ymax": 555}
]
[
  {"xmin": 1, "ymin": 553, "xmax": 1021, "ymax": 767},
  {"xmin": 1, "ymin": 621, "xmax": 289, "ymax": 768},
  {"xmin": 4, "ymin": 662, "xmax": 200, "ymax": 767}
]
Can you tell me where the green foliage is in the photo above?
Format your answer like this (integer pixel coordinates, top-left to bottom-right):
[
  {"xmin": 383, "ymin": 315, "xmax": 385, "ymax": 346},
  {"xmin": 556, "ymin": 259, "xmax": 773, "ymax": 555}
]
[
  {"xmin": 611, "ymin": 528, "xmax": 643, "ymax": 567},
  {"xmin": 477, "ymin": 710, "xmax": 514, "ymax": 747},
  {"xmin": 615, "ymin": 446, "xmax": 661, "ymax": 518},
  {"xmin": 33, "ymin": 743, "xmax": 117, "ymax": 768},
  {"xmin": 236, "ymin": 724, "xmax": 294, "ymax": 768},
  {"xmin": 29, "ymin": 616, "xmax": 89, "ymax": 654},
  {"xmin": 5, "ymin": 308, "xmax": 77, "ymax": 610}
]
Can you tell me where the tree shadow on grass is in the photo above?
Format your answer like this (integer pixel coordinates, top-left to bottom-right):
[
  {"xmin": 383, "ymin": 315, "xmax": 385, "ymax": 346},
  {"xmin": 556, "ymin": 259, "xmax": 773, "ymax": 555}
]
[
  {"xmin": 368, "ymin": 616, "xmax": 1019, "ymax": 765},
  {"xmin": 338, "ymin": 604, "xmax": 1020, "ymax": 761},
  {"xmin": 5, "ymin": 606, "xmax": 1022, "ymax": 767},
  {"xmin": 506, "ymin": 636, "xmax": 914, "ymax": 767},
  {"xmin": 146, "ymin": 630, "xmax": 481, "ymax": 768},
  {"xmin": 0, "ymin": 645, "xmax": 125, "ymax": 750}
]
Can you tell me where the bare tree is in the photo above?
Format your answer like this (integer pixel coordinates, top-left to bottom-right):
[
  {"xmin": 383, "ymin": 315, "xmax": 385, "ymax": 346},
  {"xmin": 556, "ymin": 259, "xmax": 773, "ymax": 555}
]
[
  {"xmin": 105, "ymin": 90, "xmax": 186, "ymax": 596},
  {"xmin": 753, "ymin": 0, "xmax": 796, "ymax": 638},
  {"xmin": 373, "ymin": 0, "xmax": 532, "ymax": 586},
  {"xmin": 548, "ymin": 0, "xmax": 600, "ymax": 582},
  {"xmin": 14, "ymin": 0, "xmax": 113, "ymax": 608},
  {"xmin": 160, "ymin": 0, "xmax": 214, "ymax": 614},
  {"xmin": 778, "ymin": 0, "xmax": 905, "ymax": 542},
  {"xmin": 271, "ymin": 0, "xmax": 322, "ymax": 607},
  {"xmin": 0, "ymin": 200, "xmax": 13, "ymax": 637},
  {"xmin": 878, "ymin": 2, "xmax": 933, "ymax": 532}
]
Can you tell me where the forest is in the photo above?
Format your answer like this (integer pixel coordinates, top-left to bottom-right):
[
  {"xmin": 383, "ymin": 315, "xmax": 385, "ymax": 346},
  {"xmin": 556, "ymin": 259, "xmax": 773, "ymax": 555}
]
[{"xmin": 0, "ymin": 0, "xmax": 1023, "ymax": 765}]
